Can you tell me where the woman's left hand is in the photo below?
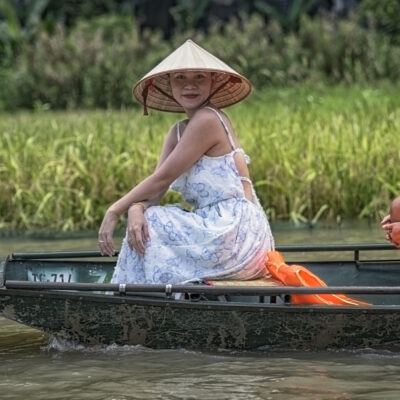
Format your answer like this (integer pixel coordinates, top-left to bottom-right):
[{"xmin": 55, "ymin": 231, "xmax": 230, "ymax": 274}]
[{"xmin": 98, "ymin": 209, "xmax": 120, "ymax": 256}]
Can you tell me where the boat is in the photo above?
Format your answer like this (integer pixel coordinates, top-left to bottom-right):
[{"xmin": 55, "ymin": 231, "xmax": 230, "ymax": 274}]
[{"xmin": 1, "ymin": 243, "xmax": 400, "ymax": 350}]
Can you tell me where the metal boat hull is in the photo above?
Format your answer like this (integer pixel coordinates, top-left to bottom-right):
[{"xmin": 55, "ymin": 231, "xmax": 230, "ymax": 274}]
[{"xmin": 1, "ymin": 287, "xmax": 400, "ymax": 349}]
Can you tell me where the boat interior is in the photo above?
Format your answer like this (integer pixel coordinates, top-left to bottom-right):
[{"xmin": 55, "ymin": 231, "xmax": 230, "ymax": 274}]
[{"xmin": 2, "ymin": 243, "xmax": 400, "ymax": 306}]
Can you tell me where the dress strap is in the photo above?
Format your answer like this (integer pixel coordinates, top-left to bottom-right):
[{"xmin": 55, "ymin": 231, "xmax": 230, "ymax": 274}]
[
  {"xmin": 203, "ymin": 106, "xmax": 236, "ymax": 150},
  {"xmin": 239, "ymin": 176, "xmax": 252, "ymax": 185},
  {"xmin": 232, "ymin": 148, "xmax": 251, "ymax": 164},
  {"xmin": 176, "ymin": 122, "xmax": 181, "ymax": 142}
]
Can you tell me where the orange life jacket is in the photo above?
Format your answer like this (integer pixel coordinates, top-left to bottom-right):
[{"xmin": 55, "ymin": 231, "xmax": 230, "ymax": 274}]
[{"xmin": 265, "ymin": 251, "xmax": 369, "ymax": 306}]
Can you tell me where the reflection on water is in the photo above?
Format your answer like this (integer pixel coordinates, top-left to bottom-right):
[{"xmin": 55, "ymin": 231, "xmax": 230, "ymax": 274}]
[{"xmin": 1, "ymin": 223, "xmax": 400, "ymax": 400}]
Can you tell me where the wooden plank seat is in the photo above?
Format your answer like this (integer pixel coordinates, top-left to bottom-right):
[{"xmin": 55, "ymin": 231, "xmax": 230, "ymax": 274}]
[
  {"xmin": 204, "ymin": 276, "xmax": 281, "ymax": 287},
  {"xmin": 203, "ymin": 276, "xmax": 285, "ymax": 303}
]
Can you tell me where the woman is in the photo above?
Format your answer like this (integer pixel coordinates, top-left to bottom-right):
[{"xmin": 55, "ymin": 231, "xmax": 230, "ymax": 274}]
[{"xmin": 98, "ymin": 40, "xmax": 274, "ymax": 284}]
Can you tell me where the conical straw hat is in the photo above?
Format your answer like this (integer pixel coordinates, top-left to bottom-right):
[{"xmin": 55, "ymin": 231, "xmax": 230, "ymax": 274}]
[{"xmin": 133, "ymin": 39, "xmax": 252, "ymax": 114}]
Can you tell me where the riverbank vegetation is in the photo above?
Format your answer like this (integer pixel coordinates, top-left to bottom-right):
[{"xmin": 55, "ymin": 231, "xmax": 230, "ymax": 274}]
[
  {"xmin": 1, "ymin": 2, "xmax": 400, "ymax": 110},
  {"xmin": 1, "ymin": 83, "xmax": 399, "ymax": 231},
  {"xmin": 1, "ymin": 1, "xmax": 399, "ymax": 231}
]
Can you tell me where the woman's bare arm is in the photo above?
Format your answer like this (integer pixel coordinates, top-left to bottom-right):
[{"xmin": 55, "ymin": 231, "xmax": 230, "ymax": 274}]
[
  {"xmin": 98, "ymin": 109, "xmax": 223, "ymax": 255},
  {"xmin": 108, "ymin": 109, "xmax": 222, "ymax": 215},
  {"xmin": 134, "ymin": 121, "xmax": 181, "ymax": 210}
]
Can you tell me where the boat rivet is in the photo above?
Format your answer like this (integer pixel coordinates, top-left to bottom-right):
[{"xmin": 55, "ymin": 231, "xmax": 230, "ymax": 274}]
[
  {"xmin": 165, "ymin": 284, "xmax": 172, "ymax": 298},
  {"xmin": 119, "ymin": 284, "xmax": 126, "ymax": 295}
]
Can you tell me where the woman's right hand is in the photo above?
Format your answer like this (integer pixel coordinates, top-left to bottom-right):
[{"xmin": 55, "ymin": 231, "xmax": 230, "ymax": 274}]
[{"xmin": 127, "ymin": 203, "xmax": 150, "ymax": 254}]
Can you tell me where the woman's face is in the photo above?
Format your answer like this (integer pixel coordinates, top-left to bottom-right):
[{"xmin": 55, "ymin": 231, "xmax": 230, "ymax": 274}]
[{"xmin": 170, "ymin": 71, "xmax": 213, "ymax": 114}]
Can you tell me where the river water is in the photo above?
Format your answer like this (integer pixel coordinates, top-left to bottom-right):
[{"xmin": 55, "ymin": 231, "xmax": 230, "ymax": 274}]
[{"xmin": 2, "ymin": 223, "xmax": 400, "ymax": 400}]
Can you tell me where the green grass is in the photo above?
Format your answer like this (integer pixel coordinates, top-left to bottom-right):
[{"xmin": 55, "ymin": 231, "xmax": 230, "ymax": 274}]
[{"xmin": 1, "ymin": 83, "xmax": 400, "ymax": 231}]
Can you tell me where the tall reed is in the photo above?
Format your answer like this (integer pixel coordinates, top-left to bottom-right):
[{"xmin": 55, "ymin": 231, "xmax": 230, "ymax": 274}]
[{"xmin": 1, "ymin": 84, "xmax": 399, "ymax": 231}]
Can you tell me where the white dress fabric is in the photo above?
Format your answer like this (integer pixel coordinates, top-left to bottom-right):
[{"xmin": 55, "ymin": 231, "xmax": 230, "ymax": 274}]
[{"xmin": 111, "ymin": 108, "xmax": 274, "ymax": 284}]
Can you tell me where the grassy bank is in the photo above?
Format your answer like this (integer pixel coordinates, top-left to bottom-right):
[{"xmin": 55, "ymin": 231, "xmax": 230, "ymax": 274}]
[{"xmin": 1, "ymin": 84, "xmax": 400, "ymax": 231}]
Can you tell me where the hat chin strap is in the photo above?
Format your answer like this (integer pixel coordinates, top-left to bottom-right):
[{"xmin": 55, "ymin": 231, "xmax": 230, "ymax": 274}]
[
  {"xmin": 142, "ymin": 80, "xmax": 153, "ymax": 116},
  {"xmin": 142, "ymin": 82, "xmax": 179, "ymax": 115},
  {"xmin": 205, "ymin": 75, "xmax": 241, "ymax": 104}
]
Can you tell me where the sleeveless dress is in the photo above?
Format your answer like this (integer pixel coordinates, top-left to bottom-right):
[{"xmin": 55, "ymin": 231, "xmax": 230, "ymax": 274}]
[{"xmin": 111, "ymin": 107, "xmax": 274, "ymax": 284}]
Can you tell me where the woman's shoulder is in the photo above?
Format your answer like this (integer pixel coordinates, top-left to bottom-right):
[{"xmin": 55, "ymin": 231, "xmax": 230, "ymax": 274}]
[
  {"xmin": 195, "ymin": 106, "xmax": 224, "ymax": 118},
  {"xmin": 168, "ymin": 110, "xmax": 221, "ymax": 136},
  {"xmin": 189, "ymin": 107, "xmax": 231, "ymax": 128},
  {"xmin": 170, "ymin": 107, "xmax": 231, "ymax": 141}
]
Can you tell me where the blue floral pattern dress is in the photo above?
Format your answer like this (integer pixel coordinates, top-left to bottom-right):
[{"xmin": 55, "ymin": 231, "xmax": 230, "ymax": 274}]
[{"xmin": 111, "ymin": 107, "xmax": 274, "ymax": 284}]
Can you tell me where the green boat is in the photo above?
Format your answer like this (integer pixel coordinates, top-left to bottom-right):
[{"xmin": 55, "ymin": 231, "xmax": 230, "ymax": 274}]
[{"xmin": 1, "ymin": 243, "xmax": 400, "ymax": 350}]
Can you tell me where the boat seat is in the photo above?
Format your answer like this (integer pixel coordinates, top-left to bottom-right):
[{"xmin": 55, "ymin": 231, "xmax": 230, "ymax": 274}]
[
  {"xmin": 205, "ymin": 276, "xmax": 281, "ymax": 287},
  {"xmin": 204, "ymin": 276, "xmax": 287, "ymax": 304}
]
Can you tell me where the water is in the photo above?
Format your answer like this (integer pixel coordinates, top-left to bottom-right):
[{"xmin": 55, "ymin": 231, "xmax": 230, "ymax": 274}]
[{"xmin": 2, "ymin": 223, "xmax": 400, "ymax": 400}]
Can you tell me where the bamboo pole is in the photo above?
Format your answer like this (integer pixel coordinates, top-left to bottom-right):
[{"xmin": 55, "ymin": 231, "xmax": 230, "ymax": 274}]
[{"xmin": 5, "ymin": 280, "xmax": 400, "ymax": 295}]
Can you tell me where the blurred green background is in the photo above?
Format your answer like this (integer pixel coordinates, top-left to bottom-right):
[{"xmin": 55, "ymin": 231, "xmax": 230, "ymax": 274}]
[{"xmin": 1, "ymin": 0, "xmax": 399, "ymax": 231}]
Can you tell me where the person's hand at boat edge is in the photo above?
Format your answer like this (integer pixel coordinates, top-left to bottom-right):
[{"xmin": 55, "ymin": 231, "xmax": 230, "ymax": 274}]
[
  {"xmin": 381, "ymin": 214, "xmax": 391, "ymax": 238},
  {"xmin": 387, "ymin": 223, "xmax": 400, "ymax": 248},
  {"xmin": 127, "ymin": 203, "xmax": 150, "ymax": 254},
  {"xmin": 381, "ymin": 214, "xmax": 392, "ymax": 242},
  {"xmin": 381, "ymin": 214, "xmax": 400, "ymax": 248},
  {"xmin": 98, "ymin": 208, "xmax": 119, "ymax": 256}
]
